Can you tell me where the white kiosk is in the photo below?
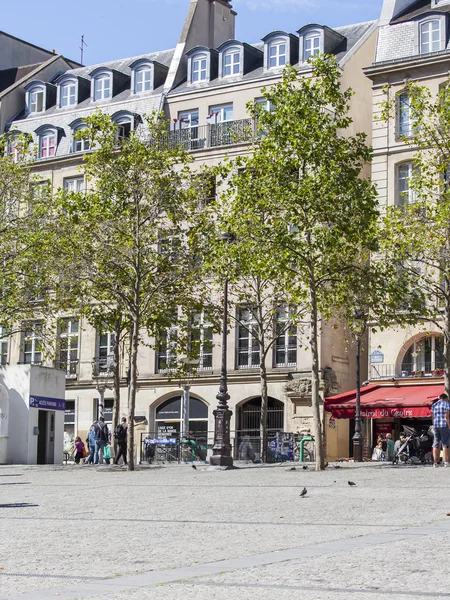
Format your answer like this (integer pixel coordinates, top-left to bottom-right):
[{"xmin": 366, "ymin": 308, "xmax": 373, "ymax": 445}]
[{"xmin": 0, "ymin": 364, "xmax": 66, "ymax": 465}]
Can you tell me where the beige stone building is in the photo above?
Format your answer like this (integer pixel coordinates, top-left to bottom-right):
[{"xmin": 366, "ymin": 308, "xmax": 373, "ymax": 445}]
[{"xmin": 3, "ymin": 0, "xmax": 378, "ymax": 462}]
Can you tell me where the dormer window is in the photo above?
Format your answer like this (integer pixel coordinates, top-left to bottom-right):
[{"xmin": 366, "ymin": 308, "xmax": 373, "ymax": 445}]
[
  {"xmin": 223, "ymin": 47, "xmax": 241, "ymax": 76},
  {"xmin": 60, "ymin": 81, "xmax": 76, "ymax": 107},
  {"xmin": 304, "ymin": 34, "xmax": 320, "ymax": 60},
  {"xmin": 112, "ymin": 112, "xmax": 134, "ymax": 141},
  {"xmin": 29, "ymin": 86, "xmax": 45, "ymax": 114},
  {"xmin": 268, "ymin": 39, "xmax": 286, "ymax": 68},
  {"xmin": 91, "ymin": 71, "xmax": 112, "ymax": 102},
  {"xmin": 37, "ymin": 128, "xmax": 57, "ymax": 159},
  {"xmin": 420, "ymin": 20, "xmax": 441, "ymax": 54},
  {"xmin": 192, "ymin": 53, "xmax": 207, "ymax": 82},
  {"xmin": 134, "ymin": 64, "xmax": 151, "ymax": 93},
  {"xmin": 70, "ymin": 120, "xmax": 90, "ymax": 153}
]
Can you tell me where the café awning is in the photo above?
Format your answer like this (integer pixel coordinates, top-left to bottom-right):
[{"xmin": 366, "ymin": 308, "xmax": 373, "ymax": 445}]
[{"xmin": 325, "ymin": 383, "xmax": 444, "ymax": 419}]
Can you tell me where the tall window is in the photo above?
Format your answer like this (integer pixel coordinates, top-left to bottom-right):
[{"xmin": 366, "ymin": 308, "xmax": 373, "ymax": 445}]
[
  {"xmin": 23, "ymin": 322, "xmax": 43, "ymax": 364},
  {"xmin": 64, "ymin": 177, "xmax": 84, "ymax": 193},
  {"xmin": 401, "ymin": 335, "xmax": 444, "ymax": 375},
  {"xmin": 0, "ymin": 326, "xmax": 8, "ymax": 366},
  {"xmin": 237, "ymin": 307, "xmax": 260, "ymax": 369},
  {"xmin": 398, "ymin": 92, "xmax": 416, "ymax": 138},
  {"xmin": 268, "ymin": 39, "xmax": 286, "ymax": 68},
  {"xmin": 223, "ymin": 49, "xmax": 241, "ymax": 76},
  {"xmin": 29, "ymin": 88, "xmax": 44, "ymax": 113},
  {"xmin": 39, "ymin": 130, "xmax": 56, "ymax": 159},
  {"xmin": 60, "ymin": 82, "xmax": 76, "ymax": 107},
  {"xmin": 190, "ymin": 312, "xmax": 213, "ymax": 370},
  {"xmin": 420, "ymin": 20, "xmax": 441, "ymax": 54},
  {"xmin": 397, "ymin": 163, "xmax": 417, "ymax": 205},
  {"xmin": 192, "ymin": 54, "xmax": 207, "ymax": 82},
  {"xmin": 274, "ymin": 306, "xmax": 297, "ymax": 367},
  {"xmin": 304, "ymin": 35, "xmax": 320, "ymax": 60},
  {"xmin": 178, "ymin": 109, "xmax": 200, "ymax": 149},
  {"xmin": 57, "ymin": 318, "xmax": 79, "ymax": 377},
  {"xmin": 208, "ymin": 104, "xmax": 233, "ymax": 123},
  {"xmin": 97, "ymin": 331, "xmax": 115, "ymax": 374},
  {"xmin": 64, "ymin": 400, "xmax": 75, "ymax": 438},
  {"xmin": 134, "ymin": 65, "xmax": 151, "ymax": 93},
  {"xmin": 72, "ymin": 125, "xmax": 90, "ymax": 153},
  {"xmin": 156, "ymin": 327, "xmax": 177, "ymax": 372},
  {"xmin": 93, "ymin": 74, "xmax": 111, "ymax": 101}
]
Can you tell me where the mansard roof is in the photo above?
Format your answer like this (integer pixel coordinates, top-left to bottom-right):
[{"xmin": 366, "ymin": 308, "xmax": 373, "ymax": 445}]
[{"xmin": 392, "ymin": 0, "xmax": 450, "ymax": 23}]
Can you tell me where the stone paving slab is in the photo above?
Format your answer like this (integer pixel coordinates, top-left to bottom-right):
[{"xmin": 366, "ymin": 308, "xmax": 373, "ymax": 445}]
[{"xmin": 1, "ymin": 463, "xmax": 450, "ymax": 599}]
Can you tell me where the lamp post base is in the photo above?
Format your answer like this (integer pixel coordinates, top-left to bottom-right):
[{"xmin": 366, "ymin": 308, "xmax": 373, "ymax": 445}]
[
  {"xmin": 210, "ymin": 406, "xmax": 233, "ymax": 467},
  {"xmin": 352, "ymin": 431, "xmax": 364, "ymax": 462}
]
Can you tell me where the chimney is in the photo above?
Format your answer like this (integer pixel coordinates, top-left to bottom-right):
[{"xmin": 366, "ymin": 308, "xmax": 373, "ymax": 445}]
[{"xmin": 208, "ymin": 0, "xmax": 236, "ymax": 48}]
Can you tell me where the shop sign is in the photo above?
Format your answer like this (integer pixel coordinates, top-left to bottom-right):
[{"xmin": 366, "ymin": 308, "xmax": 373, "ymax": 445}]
[
  {"xmin": 149, "ymin": 438, "xmax": 177, "ymax": 445},
  {"xmin": 157, "ymin": 424, "xmax": 179, "ymax": 437},
  {"xmin": 370, "ymin": 350, "xmax": 384, "ymax": 364},
  {"xmin": 29, "ymin": 395, "xmax": 65, "ymax": 411},
  {"xmin": 362, "ymin": 408, "xmax": 417, "ymax": 418}
]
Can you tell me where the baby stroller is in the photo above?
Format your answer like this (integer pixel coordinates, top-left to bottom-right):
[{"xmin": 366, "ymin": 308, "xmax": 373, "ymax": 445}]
[{"xmin": 392, "ymin": 425, "xmax": 428, "ymax": 465}]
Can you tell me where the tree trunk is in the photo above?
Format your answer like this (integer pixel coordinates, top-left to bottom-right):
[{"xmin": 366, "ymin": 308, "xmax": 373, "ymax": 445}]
[
  {"xmin": 310, "ymin": 287, "xmax": 325, "ymax": 471},
  {"xmin": 127, "ymin": 318, "xmax": 139, "ymax": 471},
  {"xmin": 111, "ymin": 317, "xmax": 122, "ymax": 458},
  {"xmin": 259, "ymin": 357, "xmax": 269, "ymax": 463}
]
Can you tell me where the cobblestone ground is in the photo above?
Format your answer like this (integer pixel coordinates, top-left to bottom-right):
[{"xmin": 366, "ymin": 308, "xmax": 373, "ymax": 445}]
[{"xmin": 1, "ymin": 462, "xmax": 450, "ymax": 599}]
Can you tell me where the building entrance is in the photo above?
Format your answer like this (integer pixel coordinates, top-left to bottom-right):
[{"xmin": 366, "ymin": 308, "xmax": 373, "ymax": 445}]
[{"xmin": 37, "ymin": 410, "xmax": 55, "ymax": 464}]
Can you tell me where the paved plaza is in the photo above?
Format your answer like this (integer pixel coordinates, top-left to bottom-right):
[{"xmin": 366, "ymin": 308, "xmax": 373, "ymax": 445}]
[{"xmin": 1, "ymin": 462, "xmax": 450, "ymax": 600}]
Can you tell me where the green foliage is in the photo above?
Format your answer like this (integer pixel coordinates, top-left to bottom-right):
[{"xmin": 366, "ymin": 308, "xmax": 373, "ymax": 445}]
[{"xmin": 204, "ymin": 57, "xmax": 379, "ymax": 468}]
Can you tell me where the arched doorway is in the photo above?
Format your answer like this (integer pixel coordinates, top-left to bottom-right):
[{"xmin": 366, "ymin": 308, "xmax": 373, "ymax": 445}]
[
  {"xmin": 154, "ymin": 395, "xmax": 209, "ymax": 438},
  {"xmin": 236, "ymin": 397, "xmax": 284, "ymax": 460}
]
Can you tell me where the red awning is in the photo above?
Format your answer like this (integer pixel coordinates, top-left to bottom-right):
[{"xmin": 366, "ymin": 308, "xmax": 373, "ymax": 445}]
[{"xmin": 325, "ymin": 383, "xmax": 444, "ymax": 419}]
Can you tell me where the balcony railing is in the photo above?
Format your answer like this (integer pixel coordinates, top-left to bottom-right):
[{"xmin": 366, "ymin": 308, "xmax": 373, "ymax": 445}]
[
  {"xmin": 92, "ymin": 356, "xmax": 115, "ymax": 378},
  {"xmin": 165, "ymin": 119, "xmax": 254, "ymax": 151},
  {"xmin": 370, "ymin": 362, "xmax": 445, "ymax": 380},
  {"xmin": 54, "ymin": 359, "xmax": 79, "ymax": 379}
]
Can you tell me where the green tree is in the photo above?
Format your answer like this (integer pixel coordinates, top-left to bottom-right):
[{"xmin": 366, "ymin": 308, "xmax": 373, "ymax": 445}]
[
  {"xmin": 41, "ymin": 112, "xmax": 209, "ymax": 469},
  {"xmin": 380, "ymin": 80, "xmax": 450, "ymax": 394},
  {"xmin": 0, "ymin": 133, "xmax": 54, "ymax": 338},
  {"xmin": 214, "ymin": 58, "xmax": 379, "ymax": 470}
]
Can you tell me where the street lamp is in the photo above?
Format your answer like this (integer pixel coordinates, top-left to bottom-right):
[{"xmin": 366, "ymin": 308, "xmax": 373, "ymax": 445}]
[
  {"xmin": 210, "ymin": 231, "xmax": 234, "ymax": 467},
  {"xmin": 179, "ymin": 356, "xmax": 199, "ymax": 439},
  {"xmin": 352, "ymin": 309, "xmax": 367, "ymax": 463},
  {"xmin": 95, "ymin": 381, "xmax": 112, "ymax": 421}
]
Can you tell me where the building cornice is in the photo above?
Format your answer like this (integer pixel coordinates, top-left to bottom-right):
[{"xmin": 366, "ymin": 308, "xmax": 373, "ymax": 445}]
[{"xmin": 365, "ymin": 50, "xmax": 450, "ymax": 78}]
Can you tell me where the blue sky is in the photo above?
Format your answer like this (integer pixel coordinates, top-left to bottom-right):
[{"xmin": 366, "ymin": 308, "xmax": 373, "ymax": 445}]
[{"xmin": 3, "ymin": 0, "xmax": 384, "ymax": 65}]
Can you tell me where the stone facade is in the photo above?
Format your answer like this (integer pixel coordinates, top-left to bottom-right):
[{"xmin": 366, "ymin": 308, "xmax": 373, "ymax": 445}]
[{"xmin": 1, "ymin": 0, "xmax": 377, "ymax": 462}]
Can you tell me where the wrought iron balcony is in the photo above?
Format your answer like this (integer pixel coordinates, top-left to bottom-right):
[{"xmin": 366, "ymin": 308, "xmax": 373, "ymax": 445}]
[
  {"xmin": 370, "ymin": 362, "xmax": 445, "ymax": 380},
  {"xmin": 165, "ymin": 119, "xmax": 255, "ymax": 151},
  {"xmin": 92, "ymin": 355, "xmax": 115, "ymax": 378}
]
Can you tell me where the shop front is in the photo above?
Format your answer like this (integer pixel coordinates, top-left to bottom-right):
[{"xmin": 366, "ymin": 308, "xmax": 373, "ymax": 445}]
[{"xmin": 325, "ymin": 383, "xmax": 443, "ymax": 460}]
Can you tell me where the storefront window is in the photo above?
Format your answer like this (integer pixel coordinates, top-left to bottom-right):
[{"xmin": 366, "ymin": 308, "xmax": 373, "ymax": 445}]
[{"xmin": 154, "ymin": 396, "xmax": 208, "ymax": 437}]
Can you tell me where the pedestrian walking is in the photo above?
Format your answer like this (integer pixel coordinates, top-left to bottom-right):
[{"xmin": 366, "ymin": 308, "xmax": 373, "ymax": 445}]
[
  {"xmin": 94, "ymin": 417, "xmax": 110, "ymax": 464},
  {"xmin": 114, "ymin": 417, "xmax": 128, "ymax": 465},
  {"xmin": 73, "ymin": 436, "xmax": 85, "ymax": 465},
  {"xmin": 86, "ymin": 424, "xmax": 96, "ymax": 465},
  {"xmin": 431, "ymin": 393, "xmax": 450, "ymax": 468},
  {"xmin": 385, "ymin": 433, "xmax": 395, "ymax": 461}
]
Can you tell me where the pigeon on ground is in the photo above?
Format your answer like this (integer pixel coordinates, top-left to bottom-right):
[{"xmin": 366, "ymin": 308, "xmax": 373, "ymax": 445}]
[
  {"xmin": 302, "ymin": 465, "xmax": 308, "ymax": 470},
  {"xmin": 287, "ymin": 466, "xmax": 296, "ymax": 471},
  {"xmin": 334, "ymin": 465, "xmax": 342, "ymax": 469},
  {"xmin": 324, "ymin": 462, "xmax": 329, "ymax": 468},
  {"xmin": 348, "ymin": 481, "xmax": 357, "ymax": 487},
  {"xmin": 192, "ymin": 465, "xmax": 197, "ymax": 470},
  {"xmin": 300, "ymin": 487, "xmax": 307, "ymax": 497}
]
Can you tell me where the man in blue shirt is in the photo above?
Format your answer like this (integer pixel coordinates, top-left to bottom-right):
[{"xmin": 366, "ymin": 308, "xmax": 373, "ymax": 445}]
[{"xmin": 431, "ymin": 393, "xmax": 450, "ymax": 468}]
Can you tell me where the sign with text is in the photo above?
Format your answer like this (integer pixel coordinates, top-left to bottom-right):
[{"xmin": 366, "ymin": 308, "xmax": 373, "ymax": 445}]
[{"xmin": 29, "ymin": 395, "xmax": 65, "ymax": 411}]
